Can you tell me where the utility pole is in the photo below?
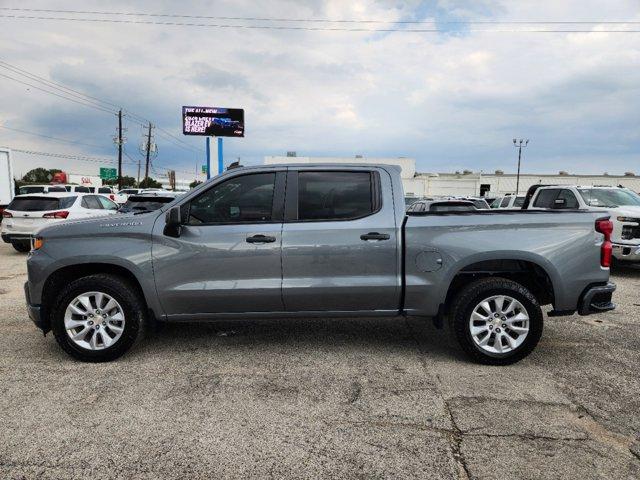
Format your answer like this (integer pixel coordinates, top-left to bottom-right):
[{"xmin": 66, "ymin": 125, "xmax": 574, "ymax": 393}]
[
  {"xmin": 513, "ymin": 138, "xmax": 529, "ymax": 195},
  {"xmin": 144, "ymin": 122, "xmax": 152, "ymax": 183},
  {"xmin": 117, "ymin": 109, "xmax": 123, "ymax": 190}
]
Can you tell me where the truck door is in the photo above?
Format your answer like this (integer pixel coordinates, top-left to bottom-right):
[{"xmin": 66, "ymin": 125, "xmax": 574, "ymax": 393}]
[
  {"xmin": 152, "ymin": 170, "xmax": 286, "ymax": 316},
  {"xmin": 280, "ymin": 168, "xmax": 399, "ymax": 312}
]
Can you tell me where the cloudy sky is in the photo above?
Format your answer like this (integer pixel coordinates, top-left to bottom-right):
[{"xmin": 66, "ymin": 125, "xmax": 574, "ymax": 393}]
[{"xmin": 0, "ymin": 0, "xmax": 639, "ymax": 180}]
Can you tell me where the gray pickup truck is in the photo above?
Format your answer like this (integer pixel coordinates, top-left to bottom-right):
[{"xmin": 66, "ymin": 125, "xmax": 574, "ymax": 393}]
[{"xmin": 25, "ymin": 164, "xmax": 616, "ymax": 364}]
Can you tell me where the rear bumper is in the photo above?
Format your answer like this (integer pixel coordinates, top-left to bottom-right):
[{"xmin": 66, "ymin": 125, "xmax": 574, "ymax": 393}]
[
  {"xmin": 24, "ymin": 282, "xmax": 47, "ymax": 331},
  {"xmin": 578, "ymin": 282, "xmax": 616, "ymax": 315},
  {"xmin": 612, "ymin": 243, "xmax": 640, "ymax": 262},
  {"xmin": 2, "ymin": 233, "xmax": 31, "ymax": 243}
]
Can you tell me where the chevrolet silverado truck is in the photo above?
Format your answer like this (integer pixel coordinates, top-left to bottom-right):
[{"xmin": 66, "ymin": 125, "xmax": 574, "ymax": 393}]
[{"xmin": 24, "ymin": 164, "xmax": 616, "ymax": 364}]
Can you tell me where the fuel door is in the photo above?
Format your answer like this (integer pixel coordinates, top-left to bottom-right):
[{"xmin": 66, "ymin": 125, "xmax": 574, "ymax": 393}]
[{"xmin": 415, "ymin": 249, "xmax": 443, "ymax": 272}]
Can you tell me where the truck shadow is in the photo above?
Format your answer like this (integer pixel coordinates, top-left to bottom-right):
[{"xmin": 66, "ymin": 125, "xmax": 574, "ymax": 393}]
[
  {"xmin": 135, "ymin": 316, "xmax": 464, "ymax": 362},
  {"xmin": 611, "ymin": 262, "xmax": 640, "ymax": 278}
]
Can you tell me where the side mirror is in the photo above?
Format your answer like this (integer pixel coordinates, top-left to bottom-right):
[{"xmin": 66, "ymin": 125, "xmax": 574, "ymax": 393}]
[{"xmin": 164, "ymin": 206, "xmax": 182, "ymax": 238}]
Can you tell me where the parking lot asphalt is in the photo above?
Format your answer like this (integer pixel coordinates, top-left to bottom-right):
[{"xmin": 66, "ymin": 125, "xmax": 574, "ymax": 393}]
[{"xmin": 0, "ymin": 241, "xmax": 639, "ymax": 479}]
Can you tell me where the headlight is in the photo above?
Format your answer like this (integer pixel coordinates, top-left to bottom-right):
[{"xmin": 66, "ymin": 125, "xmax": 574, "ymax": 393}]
[
  {"xmin": 31, "ymin": 236, "xmax": 44, "ymax": 251},
  {"xmin": 617, "ymin": 216, "xmax": 639, "ymax": 223}
]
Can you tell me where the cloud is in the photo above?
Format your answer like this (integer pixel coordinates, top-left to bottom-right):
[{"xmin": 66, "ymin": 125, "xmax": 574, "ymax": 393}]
[{"xmin": 0, "ymin": 0, "xmax": 639, "ymax": 179}]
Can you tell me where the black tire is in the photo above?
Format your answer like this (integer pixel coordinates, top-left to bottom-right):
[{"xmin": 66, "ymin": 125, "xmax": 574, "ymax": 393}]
[
  {"xmin": 450, "ymin": 277, "xmax": 543, "ymax": 365},
  {"xmin": 11, "ymin": 241, "xmax": 31, "ymax": 253},
  {"xmin": 51, "ymin": 274, "xmax": 145, "ymax": 362}
]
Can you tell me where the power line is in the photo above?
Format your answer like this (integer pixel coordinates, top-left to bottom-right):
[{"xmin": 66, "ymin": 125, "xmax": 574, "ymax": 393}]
[
  {"xmin": 1, "ymin": 14, "xmax": 639, "ymax": 32},
  {"xmin": 0, "ymin": 71, "xmax": 118, "ymax": 115},
  {"xmin": 0, "ymin": 124, "xmax": 106, "ymax": 149},
  {"xmin": 0, "ymin": 60, "xmax": 203, "ymax": 154},
  {"xmin": 9, "ymin": 148, "xmax": 138, "ymax": 166},
  {"xmin": 0, "ymin": 7, "xmax": 638, "ymax": 25}
]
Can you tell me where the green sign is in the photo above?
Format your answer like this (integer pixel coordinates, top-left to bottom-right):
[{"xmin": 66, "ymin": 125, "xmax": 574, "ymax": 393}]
[
  {"xmin": 100, "ymin": 167, "xmax": 117, "ymax": 180},
  {"xmin": 201, "ymin": 164, "xmax": 207, "ymax": 174}
]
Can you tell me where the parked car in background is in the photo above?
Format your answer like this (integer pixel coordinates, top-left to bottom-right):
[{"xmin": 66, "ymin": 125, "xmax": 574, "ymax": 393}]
[
  {"xmin": 63, "ymin": 185, "xmax": 92, "ymax": 193},
  {"xmin": 407, "ymin": 199, "xmax": 478, "ymax": 213},
  {"xmin": 0, "ymin": 148, "xmax": 14, "ymax": 221},
  {"xmin": 447, "ymin": 196, "xmax": 490, "ymax": 209},
  {"xmin": 25, "ymin": 165, "xmax": 614, "ymax": 364},
  {"xmin": 118, "ymin": 191, "xmax": 179, "ymax": 214},
  {"xmin": 525, "ymin": 185, "xmax": 640, "ymax": 263},
  {"xmin": 491, "ymin": 194, "xmax": 526, "ymax": 209},
  {"xmin": 18, "ymin": 184, "xmax": 68, "ymax": 195},
  {"xmin": 1, "ymin": 193, "xmax": 118, "ymax": 252}
]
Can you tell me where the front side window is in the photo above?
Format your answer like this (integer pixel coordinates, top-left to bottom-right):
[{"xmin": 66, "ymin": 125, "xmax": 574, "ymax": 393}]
[
  {"xmin": 188, "ymin": 173, "xmax": 276, "ymax": 224},
  {"xmin": 297, "ymin": 171, "xmax": 375, "ymax": 221},
  {"xmin": 97, "ymin": 196, "xmax": 118, "ymax": 210},
  {"xmin": 556, "ymin": 190, "xmax": 578, "ymax": 209}
]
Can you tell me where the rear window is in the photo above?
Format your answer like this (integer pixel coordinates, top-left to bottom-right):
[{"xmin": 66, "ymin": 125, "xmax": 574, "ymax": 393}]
[
  {"xmin": 429, "ymin": 202, "xmax": 476, "ymax": 212},
  {"xmin": 47, "ymin": 186, "xmax": 67, "ymax": 192},
  {"xmin": 513, "ymin": 196, "xmax": 525, "ymax": 208},
  {"xmin": 75, "ymin": 186, "xmax": 91, "ymax": 193},
  {"xmin": 18, "ymin": 186, "xmax": 45, "ymax": 194},
  {"xmin": 98, "ymin": 187, "xmax": 112, "ymax": 194},
  {"xmin": 8, "ymin": 196, "xmax": 76, "ymax": 211}
]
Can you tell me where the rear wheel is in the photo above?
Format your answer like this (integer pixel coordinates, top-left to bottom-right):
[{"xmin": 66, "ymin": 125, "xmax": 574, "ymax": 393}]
[
  {"xmin": 450, "ymin": 277, "xmax": 543, "ymax": 365},
  {"xmin": 51, "ymin": 274, "xmax": 145, "ymax": 362},
  {"xmin": 11, "ymin": 241, "xmax": 30, "ymax": 253}
]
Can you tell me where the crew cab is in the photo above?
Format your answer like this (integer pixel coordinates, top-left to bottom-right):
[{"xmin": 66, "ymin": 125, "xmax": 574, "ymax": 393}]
[
  {"xmin": 25, "ymin": 165, "xmax": 615, "ymax": 364},
  {"xmin": 491, "ymin": 194, "xmax": 526, "ymax": 209},
  {"xmin": 525, "ymin": 185, "xmax": 640, "ymax": 262}
]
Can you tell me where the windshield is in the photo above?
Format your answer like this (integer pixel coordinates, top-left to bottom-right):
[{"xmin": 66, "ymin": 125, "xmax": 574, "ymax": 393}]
[{"xmin": 578, "ymin": 188, "xmax": 640, "ymax": 208}]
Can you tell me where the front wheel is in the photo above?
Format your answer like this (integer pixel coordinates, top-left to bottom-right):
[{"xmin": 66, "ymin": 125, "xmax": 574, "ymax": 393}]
[
  {"xmin": 51, "ymin": 274, "xmax": 145, "ymax": 362},
  {"xmin": 450, "ymin": 277, "xmax": 543, "ymax": 365},
  {"xmin": 11, "ymin": 240, "xmax": 31, "ymax": 252}
]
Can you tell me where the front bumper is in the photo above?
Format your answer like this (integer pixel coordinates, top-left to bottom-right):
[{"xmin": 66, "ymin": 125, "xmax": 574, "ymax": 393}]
[
  {"xmin": 24, "ymin": 282, "xmax": 47, "ymax": 331},
  {"xmin": 612, "ymin": 243, "xmax": 640, "ymax": 262},
  {"xmin": 578, "ymin": 282, "xmax": 616, "ymax": 315}
]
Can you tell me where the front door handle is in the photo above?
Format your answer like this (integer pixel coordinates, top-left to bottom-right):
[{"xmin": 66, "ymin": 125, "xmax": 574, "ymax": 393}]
[
  {"xmin": 360, "ymin": 232, "xmax": 390, "ymax": 241},
  {"xmin": 246, "ymin": 234, "xmax": 276, "ymax": 244}
]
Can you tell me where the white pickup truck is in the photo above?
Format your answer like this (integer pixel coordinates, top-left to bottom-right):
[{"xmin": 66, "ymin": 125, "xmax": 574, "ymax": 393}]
[{"xmin": 525, "ymin": 185, "xmax": 640, "ymax": 262}]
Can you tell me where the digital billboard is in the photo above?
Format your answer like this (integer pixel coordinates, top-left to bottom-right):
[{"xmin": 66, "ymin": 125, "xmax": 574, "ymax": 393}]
[{"xmin": 182, "ymin": 106, "xmax": 244, "ymax": 137}]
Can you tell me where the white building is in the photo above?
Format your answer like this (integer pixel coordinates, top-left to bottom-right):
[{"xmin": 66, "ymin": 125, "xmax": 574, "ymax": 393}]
[{"xmin": 264, "ymin": 154, "xmax": 640, "ymax": 198}]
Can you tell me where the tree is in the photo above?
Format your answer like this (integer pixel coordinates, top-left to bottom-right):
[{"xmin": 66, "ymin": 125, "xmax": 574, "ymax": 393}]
[
  {"xmin": 104, "ymin": 176, "xmax": 136, "ymax": 188},
  {"xmin": 21, "ymin": 168, "xmax": 62, "ymax": 184},
  {"xmin": 139, "ymin": 177, "xmax": 162, "ymax": 189},
  {"xmin": 189, "ymin": 180, "xmax": 203, "ymax": 189}
]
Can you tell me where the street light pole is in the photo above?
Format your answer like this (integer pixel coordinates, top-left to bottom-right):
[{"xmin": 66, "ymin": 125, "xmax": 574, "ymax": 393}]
[{"xmin": 513, "ymin": 138, "xmax": 529, "ymax": 195}]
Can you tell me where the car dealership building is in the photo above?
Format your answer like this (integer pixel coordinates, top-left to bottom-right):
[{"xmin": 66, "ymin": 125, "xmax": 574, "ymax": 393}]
[{"xmin": 264, "ymin": 154, "xmax": 640, "ymax": 198}]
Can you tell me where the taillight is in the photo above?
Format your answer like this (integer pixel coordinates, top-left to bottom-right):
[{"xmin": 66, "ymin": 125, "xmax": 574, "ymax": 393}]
[
  {"xmin": 2, "ymin": 211, "xmax": 11, "ymax": 218},
  {"xmin": 43, "ymin": 210, "xmax": 70, "ymax": 219},
  {"xmin": 110, "ymin": 194, "xmax": 115, "ymax": 200},
  {"xmin": 595, "ymin": 219, "xmax": 613, "ymax": 268}
]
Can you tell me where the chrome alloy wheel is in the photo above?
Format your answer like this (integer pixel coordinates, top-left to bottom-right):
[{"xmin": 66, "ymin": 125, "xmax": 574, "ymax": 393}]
[
  {"xmin": 64, "ymin": 291, "xmax": 125, "ymax": 350},
  {"xmin": 469, "ymin": 295, "xmax": 530, "ymax": 354}
]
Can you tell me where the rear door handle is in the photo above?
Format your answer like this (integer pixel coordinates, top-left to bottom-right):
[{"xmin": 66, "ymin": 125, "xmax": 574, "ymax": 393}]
[
  {"xmin": 246, "ymin": 234, "xmax": 276, "ymax": 244},
  {"xmin": 360, "ymin": 232, "xmax": 390, "ymax": 241}
]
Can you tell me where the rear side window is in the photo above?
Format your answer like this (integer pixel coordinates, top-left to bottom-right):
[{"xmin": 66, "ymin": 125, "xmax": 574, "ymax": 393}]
[
  {"xmin": 8, "ymin": 196, "xmax": 75, "ymax": 211},
  {"xmin": 81, "ymin": 195, "xmax": 103, "ymax": 209},
  {"xmin": 297, "ymin": 171, "xmax": 376, "ymax": 221},
  {"xmin": 499, "ymin": 197, "xmax": 510, "ymax": 208},
  {"xmin": 556, "ymin": 189, "xmax": 578, "ymax": 209},
  {"xmin": 533, "ymin": 189, "xmax": 560, "ymax": 208},
  {"xmin": 513, "ymin": 197, "xmax": 525, "ymax": 208},
  {"xmin": 97, "ymin": 196, "xmax": 118, "ymax": 210}
]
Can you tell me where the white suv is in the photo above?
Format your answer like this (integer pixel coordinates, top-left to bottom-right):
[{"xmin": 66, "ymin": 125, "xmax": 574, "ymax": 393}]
[
  {"xmin": 1, "ymin": 192, "xmax": 118, "ymax": 252},
  {"xmin": 527, "ymin": 185, "xmax": 640, "ymax": 262}
]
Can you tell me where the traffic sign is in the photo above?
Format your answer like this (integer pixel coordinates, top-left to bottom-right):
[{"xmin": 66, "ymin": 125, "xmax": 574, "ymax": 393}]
[
  {"xmin": 100, "ymin": 167, "xmax": 117, "ymax": 180},
  {"xmin": 201, "ymin": 164, "xmax": 207, "ymax": 174}
]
